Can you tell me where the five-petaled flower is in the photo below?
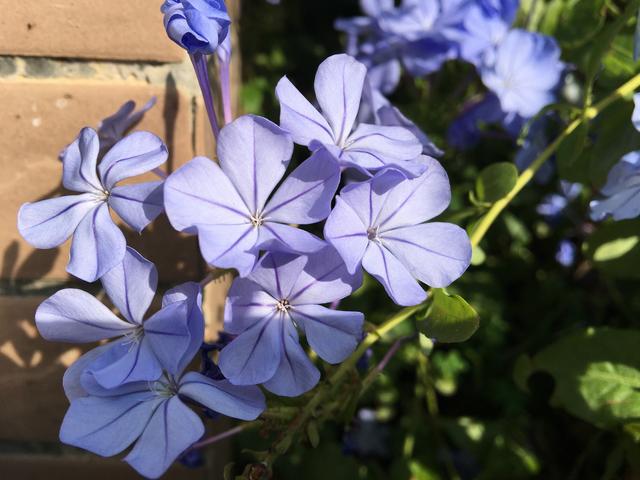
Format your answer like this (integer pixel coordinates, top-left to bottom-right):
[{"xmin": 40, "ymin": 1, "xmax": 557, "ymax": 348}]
[
  {"xmin": 59, "ymin": 305, "xmax": 265, "ymax": 479},
  {"xmin": 324, "ymin": 157, "xmax": 472, "ymax": 306},
  {"xmin": 276, "ymin": 54, "xmax": 424, "ymax": 177},
  {"xmin": 219, "ymin": 246, "xmax": 364, "ymax": 397},
  {"xmin": 36, "ymin": 248, "xmax": 202, "ymax": 389},
  {"xmin": 480, "ymin": 29, "xmax": 564, "ymax": 118},
  {"xmin": 18, "ymin": 128, "xmax": 167, "ymax": 282},
  {"xmin": 164, "ymin": 114, "xmax": 340, "ymax": 276}
]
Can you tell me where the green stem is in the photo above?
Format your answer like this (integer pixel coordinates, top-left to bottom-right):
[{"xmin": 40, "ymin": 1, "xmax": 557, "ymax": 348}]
[{"xmin": 469, "ymin": 72, "xmax": 640, "ymax": 247}]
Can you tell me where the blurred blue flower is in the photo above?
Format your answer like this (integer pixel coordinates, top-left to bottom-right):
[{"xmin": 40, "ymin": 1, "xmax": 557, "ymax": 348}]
[
  {"xmin": 537, "ymin": 181, "xmax": 582, "ymax": 223},
  {"xmin": 480, "ymin": 29, "xmax": 564, "ymax": 118},
  {"xmin": 555, "ymin": 239, "xmax": 577, "ymax": 267}
]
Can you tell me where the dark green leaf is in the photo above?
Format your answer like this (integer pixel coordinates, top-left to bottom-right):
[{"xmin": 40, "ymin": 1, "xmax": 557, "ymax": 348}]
[
  {"xmin": 419, "ymin": 289, "xmax": 479, "ymax": 343},
  {"xmin": 475, "ymin": 162, "xmax": 518, "ymax": 203}
]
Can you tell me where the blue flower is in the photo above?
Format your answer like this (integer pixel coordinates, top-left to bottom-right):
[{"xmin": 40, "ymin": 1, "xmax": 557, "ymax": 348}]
[
  {"xmin": 60, "ymin": 343, "xmax": 264, "ymax": 479},
  {"xmin": 162, "ymin": 0, "xmax": 231, "ymax": 55},
  {"xmin": 537, "ymin": 181, "xmax": 582, "ymax": 222},
  {"xmin": 590, "ymin": 151, "xmax": 640, "ymax": 221},
  {"xmin": 164, "ymin": 115, "xmax": 340, "ymax": 276},
  {"xmin": 555, "ymin": 239, "xmax": 576, "ymax": 267},
  {"xmin": 18, "ymin": 128, "xmax": 167, "ymax": 282},
  {"xmin": 35, "ymin": 248, "xmax": 203, "ymax": 389},
  {"xmin": 480, "ymin": 29, "xmax": 564, "ymax": 118},
  {"xmin": 448, "ymin": 0, "xmax": 518, "ymax": 66},
  {"xmin": 218, "ymin": 246, "xmax": 364, "ymax": 397},
  {"xmin": 324, "ymin": 160, "xmax": 472, "ymax": 306},
  {"xmin": 276, "ymin": 54, "xmax": 423, "ymax": 177}
]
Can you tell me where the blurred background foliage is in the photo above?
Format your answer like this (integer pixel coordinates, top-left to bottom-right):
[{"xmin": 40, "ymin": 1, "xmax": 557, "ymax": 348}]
[{"xmin": 226, "ymin": 1, "xmax": 640, "ymax": 478}]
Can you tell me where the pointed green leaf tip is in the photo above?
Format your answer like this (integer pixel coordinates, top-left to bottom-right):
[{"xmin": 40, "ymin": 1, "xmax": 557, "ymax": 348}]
[
  {"xmin": 419, "ymin": 289, "xmax": 479, "ymax": 343},
  {"xmin": 475, "ymin": 162, "xmax": 518, "ymax": 203}
]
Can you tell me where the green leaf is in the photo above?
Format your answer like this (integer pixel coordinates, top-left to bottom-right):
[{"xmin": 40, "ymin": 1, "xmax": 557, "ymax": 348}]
[
  {"xmin": 580, "ymin": 362, "xmax": 640, "ymax": 421},
  {"xmin": 475, "ymin": 162, "xmax": 518, "ymax": 203},
  {"xmin": 554, "ymin": 0, "xmax": 606, "ymax": 47},
  {"xmin": 584, "ymin": 220, "xmax": 640, "ymax": 279},
  {"xmin": 524, "ymin": 328, "xmax": 640, "ymax": 428},
  {"xmin": 419, "ymin": 289, "xmax": 479, "ymax": 343}
]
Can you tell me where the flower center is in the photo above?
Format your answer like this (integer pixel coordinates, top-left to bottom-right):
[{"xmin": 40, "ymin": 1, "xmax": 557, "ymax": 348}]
[
  {"xmin": 123, "ymin": 326, "xmax": 144, "ymax": 346},
  {"xmin": 276, "ymin": 299, "xmax": 291, "ymax": 313},
  {"xmin": 150, "ymin": 374, "xmax": 179, "ymax": 398},
  {"xmin": 367, "ymin": 226, "xmax": 381, "ymax": 242},
  {"xmin": 91, "ymin": 189, "xmax": 110, "ymax": 204},
  {"xmin": 250, "ymin": 213, "xmax": 264, "ymax": 227}
]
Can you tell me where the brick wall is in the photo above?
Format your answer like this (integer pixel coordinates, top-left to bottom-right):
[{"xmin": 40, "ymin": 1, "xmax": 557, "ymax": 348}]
[{"xmin": 0, "ymin": 2, "xmax": 238, "ymax": 478}]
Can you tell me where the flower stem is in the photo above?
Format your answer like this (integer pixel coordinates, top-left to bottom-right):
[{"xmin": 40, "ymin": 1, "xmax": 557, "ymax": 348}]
[
  {"xmin": 360, "ymin": 335, "xmax": 414, "ymax": 392},
  {"xmin": 469, "ymin": 72, "xmax": 640, "ymax": 247},
  {"xmin": 219, "ymin": 58, "xmax": 233, "ymax": 125},
  {"xmin": 190, "ymin": 53, "xmax": 221, "ymax": 139},
  {"xmin": 191, "ymin": 422, "xmax": 258, "ymax": 451}
]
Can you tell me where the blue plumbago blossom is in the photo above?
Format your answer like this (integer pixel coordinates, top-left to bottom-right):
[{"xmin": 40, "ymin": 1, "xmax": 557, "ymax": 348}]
[
  {"xmin": 161, "ymin": 0, "xmax": 230, "ymax": 55},
  {"xmin": 59, "ymin": 97, "xmax": 157, "ymax": 160},
  {"xmin": 18, "ymin": 128, "xmax": 167, "ymax": 282},
  {"xmin": 164, "ymin": 115, "xmax": 340, "ymax": 276},
  {"xmin": 59, "ymin": 299, "xmax": 264, "ymax": 479},
  {"xmin": 480, "ymin": 29, "xmax": 564, "ymax": 118},
  {"xmin": 448, "ymin": 0, "xmax": 518, "ymax": 66},
  {"xmin": 276, "ymin": 54, "xmax": 424, "ymax": 177},
  {"xmin": 36, "ymin": 247, "xmax": 203, "ymax": 389},
  {"xmin": 218, "ymin": 247, "xmax": 364, "ymax": 397},
  {"xmin": 555, "ymin": 239, "xmax": 577, "ymax": 268},
  {"xmin": 590, "ymin": 151, "xmax": 640, "ymax": 221},
  {"xmin": 324, "ymin": 157, "xmax": 472, "ymax": 306},
  {"xmin": 537, "ymin": 181, "xmax": 582, "ymax": 223}
]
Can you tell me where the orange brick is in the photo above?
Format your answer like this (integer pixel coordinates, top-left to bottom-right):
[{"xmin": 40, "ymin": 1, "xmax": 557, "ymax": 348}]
[
  {"xmin": 0, "ymin": 79, "xmax": 201, "ymax": 282},
  {"xmin": 0, "ymin": 0, "xmax": 184, "ymax": 62}
]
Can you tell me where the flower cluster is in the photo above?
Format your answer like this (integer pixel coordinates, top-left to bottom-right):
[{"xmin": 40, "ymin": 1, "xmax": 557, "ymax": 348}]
[
  {"xmin": 16, "ymin": 1, "xmax": 471, "ymax": 478},
  {"xmin": 336, "ymin": 0, "xmax": 565, "ymax": 152}
]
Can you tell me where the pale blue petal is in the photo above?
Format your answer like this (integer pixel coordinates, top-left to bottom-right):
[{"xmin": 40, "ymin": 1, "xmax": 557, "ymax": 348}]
[
  {"xmin": 18, "ymin": 194, "xmax": 96, "ymax": 249},
  {"xmin": 217, "ymin": 115, "xmax": 293, "ymax": 213},
  {"xmin": 100, "ymin": 247, "xmax": 157, "ymax": 324},
  {"xmin": 292, "ymin": 305, "xmax": 363, "ymax": 364},
  {"xmin": 98, "ymin": 132, "xmax": 168, "ymax": 190},
  {"xmin": 179, "ymin": 372, "xmax": 266, "ymax": 420},
  {"xmin": 61, "ymin": 128, "xmax": 103, "ymax": 193},
  {"xmin": 36, "ymin": 289, "xmax": 133, "ymax": 342},
  {"xmin": 67, "ymin": 203, "xmax": 127, "ymax": 282},
  {"xmin": 108, "ymin": 181, "xmax": 164, "ymax": 233},
  {"xmin": 125, "ymin": 396, "xmax": 203, "ymax": 479}
]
